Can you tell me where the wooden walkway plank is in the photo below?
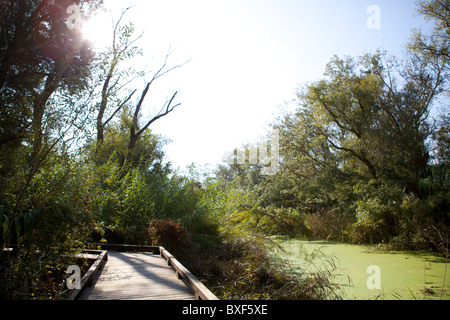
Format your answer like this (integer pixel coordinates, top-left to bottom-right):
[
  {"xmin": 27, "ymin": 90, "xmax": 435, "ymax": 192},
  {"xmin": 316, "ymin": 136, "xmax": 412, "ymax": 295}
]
[{"xmin": 79, "ymin": 251, "xmax": 196, "ymax": 300}]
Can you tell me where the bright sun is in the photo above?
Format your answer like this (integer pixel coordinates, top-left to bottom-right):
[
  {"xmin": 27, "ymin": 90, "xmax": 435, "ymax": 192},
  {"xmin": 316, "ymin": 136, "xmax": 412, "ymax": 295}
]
[{"xmin": 81, "ymin": 12, "xmax": 112, "ymax": 49}]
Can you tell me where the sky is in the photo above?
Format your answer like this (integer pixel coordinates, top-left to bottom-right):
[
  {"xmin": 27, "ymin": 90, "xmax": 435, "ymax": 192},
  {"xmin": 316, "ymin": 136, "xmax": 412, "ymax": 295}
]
[{"xmin": 84, "ymin": 0, "xmax": 432, "ymax": 172}]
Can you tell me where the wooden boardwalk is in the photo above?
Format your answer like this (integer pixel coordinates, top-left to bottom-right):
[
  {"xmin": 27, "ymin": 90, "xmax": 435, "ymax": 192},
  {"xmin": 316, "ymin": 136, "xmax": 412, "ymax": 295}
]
[{"xmin": 79, "ymin": 251, "xmax": 197, "ymax": 300}]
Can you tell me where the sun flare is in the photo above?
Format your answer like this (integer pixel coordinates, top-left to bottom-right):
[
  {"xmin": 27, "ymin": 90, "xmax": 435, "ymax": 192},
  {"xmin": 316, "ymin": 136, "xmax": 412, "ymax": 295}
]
[{"xmin": 81, "ymin": 12, "xmax": 112, "ymax": 48}]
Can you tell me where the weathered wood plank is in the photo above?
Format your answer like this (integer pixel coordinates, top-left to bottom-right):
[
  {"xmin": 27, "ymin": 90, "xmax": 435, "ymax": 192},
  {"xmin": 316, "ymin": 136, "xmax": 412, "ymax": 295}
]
[{"xmin": 79, "ymin": 251, "xmax": 196, "ymax": 300}]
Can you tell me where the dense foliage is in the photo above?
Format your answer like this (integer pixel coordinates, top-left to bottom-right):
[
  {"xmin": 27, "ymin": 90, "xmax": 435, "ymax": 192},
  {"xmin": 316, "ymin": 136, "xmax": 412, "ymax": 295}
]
[
  {"xmin": 0, "ymin": 0, "xmax": 448, "ymax": 300},
  {"xmin": 214, "ymin": 0, "xmax": 450, "ymax": 253}
]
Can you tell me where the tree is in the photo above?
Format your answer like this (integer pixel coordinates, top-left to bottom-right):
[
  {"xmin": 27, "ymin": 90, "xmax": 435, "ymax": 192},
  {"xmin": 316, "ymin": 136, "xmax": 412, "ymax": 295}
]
[
  {"xmin": 127, "ymin": 59, "xmax": 182, "ymax": 153},
  {"xmin": 95, "ymin": 7, "xmax": 142, "ymax": 145},
  {"xmin": 0, "ymin": 0, "xmax": 103, "ymax": 257},
  {"xmin": 90, "ymin": 7, "xmax": 186, "ymax": 166},
  {"xmin": 302, "ymin": 55, "xmax": 384, "ymax": 179},
  {"xmin": 290, "ymin": 50, "xmax": 447, "ymax": 194},
  {"xmin": 409, "ymin": 0, "xmax": 450, "ymax": 69},
  {"xmin": 409, "ymin": 0, "xmax": 450, "ymax": 195},
  {"xmin": 213, "ymin": 0, "xmax": 449, "ymax": 245},
  {"xmin": 434, "ymin": 113, "xmax": 450, "ymax": 164},
  {"xmin": 0, "ymin": 0, "xmax": 101, "ymax": 161},
  {"xmin": 93, "ymin": 105, "xmax": 167, "ymax": 169}
]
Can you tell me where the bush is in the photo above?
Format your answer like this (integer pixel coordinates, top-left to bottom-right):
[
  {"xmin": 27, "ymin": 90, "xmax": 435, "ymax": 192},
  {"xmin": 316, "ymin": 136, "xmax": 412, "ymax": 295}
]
[
  {"xmin": 147, "ymin": 219, "xmax": 194, "ymax": 257},
  {"xmin": 305, "ymin": 208, "xmax": 352, "ymax": 241},
  {"xmin": 0, "ymin": 199, "xmax": 94, "ymax": 299},
  {"xmin": 395, "ymin": 194, "xmax": 450, "ymax": 252},
  {"xmin": 349, "ymin": 181, "xmax": 404, "ymax": 244},
  {"xmin": 257, "ymin": 207, "xmax": 311, "ymax": 237}
]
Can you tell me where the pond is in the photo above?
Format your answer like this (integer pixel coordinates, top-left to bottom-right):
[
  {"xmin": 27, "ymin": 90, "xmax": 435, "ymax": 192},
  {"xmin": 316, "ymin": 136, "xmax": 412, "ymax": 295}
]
[{"xmin": 275, "ymin": 238, "xmax": 450, "ymax": 300}]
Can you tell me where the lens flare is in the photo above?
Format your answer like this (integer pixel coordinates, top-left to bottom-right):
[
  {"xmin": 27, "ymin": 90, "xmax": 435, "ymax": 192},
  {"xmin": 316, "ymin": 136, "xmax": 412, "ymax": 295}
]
[{"xmin": 81, "ymin": 11, "xmax": 112, "ymax": 49}]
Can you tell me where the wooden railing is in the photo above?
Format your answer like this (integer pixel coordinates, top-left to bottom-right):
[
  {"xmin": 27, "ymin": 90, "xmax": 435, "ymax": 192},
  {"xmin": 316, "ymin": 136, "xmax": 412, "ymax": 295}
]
[
  {"xmin": 159, "ymin": 247, "xmax": 218, "ymax": 300},
  {"xmin": 2, "ymin": 246, "xmax": 109, "ymax": 300},
  {"xmin": 93, "ymin": 243, "xmax": 219, "ymax": 300},
  {"xmin": 93, "ymin": 243, "xmax": 161, "ymax": 254},
  {"xmin": 66, "ymin": 249, "xmax": 108, "ymax": 300},
  {"xmin": 5, "ymin": 244, "xmax": 217, "ymax": 300}
]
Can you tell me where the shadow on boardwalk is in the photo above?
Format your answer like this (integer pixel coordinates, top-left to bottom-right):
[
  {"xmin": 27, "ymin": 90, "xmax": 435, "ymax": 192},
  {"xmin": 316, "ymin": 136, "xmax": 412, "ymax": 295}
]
[{"xmin": 80, "ymin": 251, "xmax": 196, "ymax": 300}]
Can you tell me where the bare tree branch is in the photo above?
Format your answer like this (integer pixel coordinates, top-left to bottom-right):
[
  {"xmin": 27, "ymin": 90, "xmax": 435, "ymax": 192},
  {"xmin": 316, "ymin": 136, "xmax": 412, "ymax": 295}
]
[
  {"xmin": 137, "ymin": 91, "xmax": 181, "ymax": 136},
  {"xmin": 103, "ymin": 89, "xmax": 136, "ymax": 128},
  {"xmin": 96, "ymin": 6, "xmax": 144, "ymax": 144}
]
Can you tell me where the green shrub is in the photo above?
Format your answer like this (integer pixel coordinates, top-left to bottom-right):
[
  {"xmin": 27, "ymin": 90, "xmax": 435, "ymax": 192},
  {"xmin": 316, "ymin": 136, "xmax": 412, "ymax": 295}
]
[
  {"xmin": 401, "ymin": 194, "xmax": 450, "ymax": 252},
  {"xmin": 258, "ymin": 206, "xmax": 310, "ymax": 237},
  {"xmin": 305, "ymin": 208, "xmax": 352, "ymax": 241},
  {"xmin": 349, "ymin": 181, "xmax": 404, "ymax": 244},
  {"xmin": 0, "ymin": 198, "xmax": 94, "ymax": 299}
]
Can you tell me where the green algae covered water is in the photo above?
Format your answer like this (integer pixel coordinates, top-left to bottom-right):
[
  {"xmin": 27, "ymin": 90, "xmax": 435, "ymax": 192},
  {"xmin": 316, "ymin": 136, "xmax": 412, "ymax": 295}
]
[{"xmin": 276, "ymin": 239, "xmax": 450, "ymax": 300}]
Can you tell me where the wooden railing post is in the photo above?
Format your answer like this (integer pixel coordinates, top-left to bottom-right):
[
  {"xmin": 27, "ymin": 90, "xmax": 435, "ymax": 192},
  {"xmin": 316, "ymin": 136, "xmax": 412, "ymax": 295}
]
[{"xmin": 159, "ymin": 247, "xmax": 218, "ymax": 300}]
